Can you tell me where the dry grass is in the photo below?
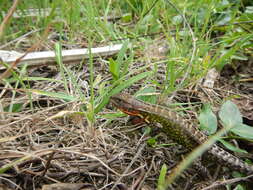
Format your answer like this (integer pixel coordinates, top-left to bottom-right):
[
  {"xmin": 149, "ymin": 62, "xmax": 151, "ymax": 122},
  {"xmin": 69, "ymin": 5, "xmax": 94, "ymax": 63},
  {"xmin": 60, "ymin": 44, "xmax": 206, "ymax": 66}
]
[
  {"xmin": 1, "ymin": 62, "xmax": 252, "ymax": 190},
  {"xmin": 1, "ymin": 1, "xmax": 253, "ymax": 189}
]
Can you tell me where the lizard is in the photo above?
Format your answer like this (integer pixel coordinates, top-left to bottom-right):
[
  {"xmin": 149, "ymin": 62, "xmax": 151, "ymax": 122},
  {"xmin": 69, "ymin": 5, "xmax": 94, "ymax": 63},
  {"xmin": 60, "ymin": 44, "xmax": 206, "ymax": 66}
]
[{"xmin": 110, "ymin": 93, "xmax": 253, "ymax": 174}]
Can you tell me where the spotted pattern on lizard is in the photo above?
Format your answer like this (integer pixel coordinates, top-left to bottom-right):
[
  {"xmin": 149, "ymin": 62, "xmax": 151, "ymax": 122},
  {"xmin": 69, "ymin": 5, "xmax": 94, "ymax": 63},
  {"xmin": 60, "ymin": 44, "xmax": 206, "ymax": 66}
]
[{"xmin": 110, "ymin": 93, "xmax": 253, "ymax": 174}]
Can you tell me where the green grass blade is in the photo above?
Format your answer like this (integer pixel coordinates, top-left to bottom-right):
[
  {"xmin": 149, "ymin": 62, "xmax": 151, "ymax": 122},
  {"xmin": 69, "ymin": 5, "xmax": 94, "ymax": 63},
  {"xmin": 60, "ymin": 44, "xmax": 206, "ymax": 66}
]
[{"xmin": 94, "ymin": 71, "xmax": 152, "ymax": 114}]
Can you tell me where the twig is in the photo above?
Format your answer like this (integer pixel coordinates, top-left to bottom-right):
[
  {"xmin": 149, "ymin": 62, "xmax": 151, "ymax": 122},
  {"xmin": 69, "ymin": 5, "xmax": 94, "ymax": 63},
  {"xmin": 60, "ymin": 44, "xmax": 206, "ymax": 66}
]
[
  {"xmin": 0, "ymin": 25, "xmax": 51, "ymax": 81},
  {"xmin": 0, "ymin": 0, "xmax": 20, "ymax": 38},
  {"xmin": 0, "ymin": 43, "xmax": 123, "ymax": 69},
  {"xmin": 0, "ymin": 28, "xmax": 42, "ymax": 49},
  {"xmin": 130, "ymin": 168, "xmax": 145, "ymax": 190},
  {"xmin": 0, "ymin": 176, "xmax": 22, "ymax": 190},
  {"xmin": 202, "ymin": 174, "xmax": 253, "ymax": 190},
  {"xmin": 41, "ymin": 151, "xmax": 56, "ymax": 177},
  {"xmin": 111, "ymin": 143, "xmax": 146, "ymax": 190},
  {"xmin": 142, "ymin": 0, "xmax": 160, "ymax": 18}
]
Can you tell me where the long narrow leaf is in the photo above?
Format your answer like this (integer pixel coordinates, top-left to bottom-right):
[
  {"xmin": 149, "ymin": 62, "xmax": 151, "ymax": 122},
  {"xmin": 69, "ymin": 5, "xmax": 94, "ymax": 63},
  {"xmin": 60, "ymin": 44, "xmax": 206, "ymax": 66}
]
[
  {"xmin": 27, "ymin": 89, "xmax": 77, "ymax": 101},
  {"xmin": 94, "ymin": 71, "xmax": 152, "ymax": 113}
]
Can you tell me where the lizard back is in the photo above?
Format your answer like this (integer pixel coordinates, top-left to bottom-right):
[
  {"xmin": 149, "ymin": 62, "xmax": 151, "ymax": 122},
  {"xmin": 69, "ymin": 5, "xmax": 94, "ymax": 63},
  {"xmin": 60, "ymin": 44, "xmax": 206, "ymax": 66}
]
[{"xmin": 110, "ymin": 93, "xmax": 253, "ymax": 174}]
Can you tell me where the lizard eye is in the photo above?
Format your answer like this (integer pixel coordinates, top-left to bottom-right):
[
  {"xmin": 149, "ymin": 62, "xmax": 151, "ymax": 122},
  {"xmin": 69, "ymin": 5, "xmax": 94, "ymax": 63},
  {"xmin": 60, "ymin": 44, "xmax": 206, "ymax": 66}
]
[
  {"xmin": 114, "ymin": 98, "xmax": 123, "ymax": 104},
  {"xmin": 118, "ymin": 99, "xmax": 124, "ymax": 104}
]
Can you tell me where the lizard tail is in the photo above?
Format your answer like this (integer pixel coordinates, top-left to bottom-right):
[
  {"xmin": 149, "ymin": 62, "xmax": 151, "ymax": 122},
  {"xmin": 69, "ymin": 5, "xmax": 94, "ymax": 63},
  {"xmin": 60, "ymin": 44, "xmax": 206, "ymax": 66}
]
[{"xmin": 209, "ymin": 144, "xmax": 253, "ymax": 174}]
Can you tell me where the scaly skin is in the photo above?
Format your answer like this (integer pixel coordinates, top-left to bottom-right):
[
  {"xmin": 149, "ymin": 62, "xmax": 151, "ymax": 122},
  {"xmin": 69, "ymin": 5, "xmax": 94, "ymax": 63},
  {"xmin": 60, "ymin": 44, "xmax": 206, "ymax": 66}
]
[{"xmin": 110, "ymin": 93, "xmax": 253, "ymax": 174}]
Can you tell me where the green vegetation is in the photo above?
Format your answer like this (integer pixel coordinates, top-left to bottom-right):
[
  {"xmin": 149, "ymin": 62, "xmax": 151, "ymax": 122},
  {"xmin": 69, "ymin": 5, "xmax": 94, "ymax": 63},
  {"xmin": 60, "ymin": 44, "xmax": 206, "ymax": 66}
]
[{"xmin": 0, "ymin": 0, "xmax": 253, "ymax": 189}]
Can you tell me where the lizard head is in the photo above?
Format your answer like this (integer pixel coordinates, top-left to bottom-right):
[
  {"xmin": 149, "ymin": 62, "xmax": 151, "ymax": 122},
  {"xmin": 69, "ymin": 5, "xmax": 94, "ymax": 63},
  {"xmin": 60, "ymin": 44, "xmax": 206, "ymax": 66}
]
[{"xmin": 110, "ymin": 93, "xmax": 143, "ymax": 116}]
